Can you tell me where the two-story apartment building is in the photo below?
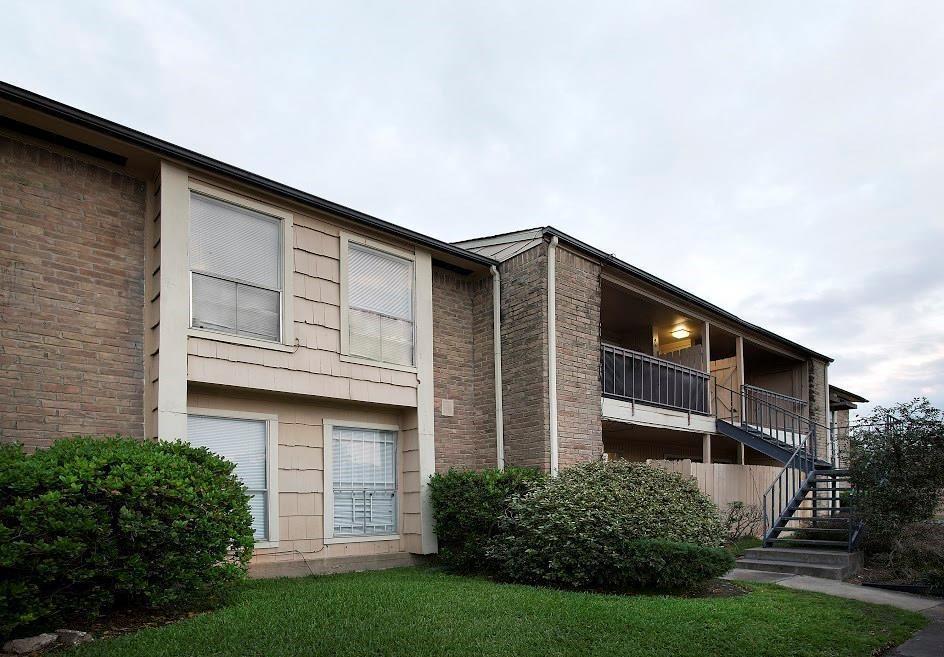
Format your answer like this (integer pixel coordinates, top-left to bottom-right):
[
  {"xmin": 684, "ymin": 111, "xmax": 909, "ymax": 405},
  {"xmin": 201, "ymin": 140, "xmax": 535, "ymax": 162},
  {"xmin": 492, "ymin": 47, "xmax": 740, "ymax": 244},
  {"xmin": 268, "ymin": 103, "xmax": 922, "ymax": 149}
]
[
  {"xmin": 0, "ymin": 82, "xmax": 862, "ymax": 574},
  {"xmin": 0, "ymin": 82, "xmax": 503, "ymax": 576}
]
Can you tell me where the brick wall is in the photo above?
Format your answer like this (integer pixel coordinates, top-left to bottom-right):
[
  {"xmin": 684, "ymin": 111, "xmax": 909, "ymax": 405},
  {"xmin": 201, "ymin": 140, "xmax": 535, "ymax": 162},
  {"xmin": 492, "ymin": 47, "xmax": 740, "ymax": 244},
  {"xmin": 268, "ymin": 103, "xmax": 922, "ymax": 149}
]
[
  {"xmin": 808, "ymin": 358, "xmax": 829, "ymax": 460},
  {"xmin": 555, "ymin": 247, "xmax": 603, "ymax": 467},
  {"xmin": 0, "ymin": 132, "xmax": 146, "ymax": 449},
  {"xmin": 432, "ymin": 266, "xmax": 496, "ymax": 471},
  {"xmin": 833, "ymin": 407, "xmax": 850, "ymax": 467},
  {"xmin": 498, "ymin": 245, "xmax": 549, "ymax": 470}
]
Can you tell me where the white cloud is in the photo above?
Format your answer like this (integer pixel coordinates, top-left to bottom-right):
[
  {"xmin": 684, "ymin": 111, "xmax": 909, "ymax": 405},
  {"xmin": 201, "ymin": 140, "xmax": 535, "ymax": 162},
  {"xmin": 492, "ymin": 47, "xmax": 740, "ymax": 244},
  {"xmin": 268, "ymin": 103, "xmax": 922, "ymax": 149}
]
[{"xmin": 3, "ymin": 0, "xmax": 942, "ymax": 413}]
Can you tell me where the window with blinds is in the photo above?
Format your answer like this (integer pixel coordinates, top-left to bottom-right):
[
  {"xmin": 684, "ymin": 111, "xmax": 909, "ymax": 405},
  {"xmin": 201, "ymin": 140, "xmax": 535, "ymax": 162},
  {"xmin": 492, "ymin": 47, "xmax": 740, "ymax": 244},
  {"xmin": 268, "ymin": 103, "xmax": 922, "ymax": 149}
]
[
  {"xmin": 190, "ymin": 193, "xmax": 282, "ymax": 342},
  {"xmin": 332, "ymin": 427, "xmax": 397, "ymax": 537},
  {"xmin": 347, "ymin": 244, "xmax": 414, "ymax": 366},
  {"xmin": 187, "ymin": 414, "xmax": 269, "ymax": 541}
]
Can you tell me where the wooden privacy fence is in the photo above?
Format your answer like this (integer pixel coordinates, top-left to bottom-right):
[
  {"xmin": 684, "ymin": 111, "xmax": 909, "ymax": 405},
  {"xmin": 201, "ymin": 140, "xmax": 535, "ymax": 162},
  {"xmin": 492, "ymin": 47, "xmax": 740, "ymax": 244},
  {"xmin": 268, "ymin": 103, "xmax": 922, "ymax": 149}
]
[{"xmin": 646, "ymin": 459, "xmax": 786, "ymax": 535}]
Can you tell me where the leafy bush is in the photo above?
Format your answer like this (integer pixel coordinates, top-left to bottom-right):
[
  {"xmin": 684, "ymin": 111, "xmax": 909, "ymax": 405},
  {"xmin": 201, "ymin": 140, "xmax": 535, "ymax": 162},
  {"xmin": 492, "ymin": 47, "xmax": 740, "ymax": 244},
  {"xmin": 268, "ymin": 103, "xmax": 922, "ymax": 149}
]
[
  {"xmin": 489, "ymin": 461, "xmax": 730, "ymax": 590},
  {"xmin": 429, "ymin": 467, "xmax": 543, "ymax": 573},
  {"xmin": 0, "ymin": 437, "xmax": 254, "ymax": 639},
  {"xmin": 612, "ymin": 540, "xmax": 735, "ymax": 591},
  {"xmin": 849, "ymin": 398, "xmax": 944, "ymax": 552}
]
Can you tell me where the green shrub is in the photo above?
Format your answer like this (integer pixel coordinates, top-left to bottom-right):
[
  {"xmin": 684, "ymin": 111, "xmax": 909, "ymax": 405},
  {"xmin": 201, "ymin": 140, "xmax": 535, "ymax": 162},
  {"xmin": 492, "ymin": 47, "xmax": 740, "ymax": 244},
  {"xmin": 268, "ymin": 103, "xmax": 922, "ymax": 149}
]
[
  {"xmin": 611, "ymin": 540, "xmax": 734, "ymax": 591},
  {"xmin": 429, "ymin": 467, "xmax": 543, "ymax": 573},
  {"xmin": 488, "ymin": 461, "xmax": 729, "ymax": 591},
  {"xmin": 0, "ymin": 437, "xmax": 254, "ymax": 639},
  {"xmin": 849, "ymin": 398, "xmax": 944, "ymax": 553}
]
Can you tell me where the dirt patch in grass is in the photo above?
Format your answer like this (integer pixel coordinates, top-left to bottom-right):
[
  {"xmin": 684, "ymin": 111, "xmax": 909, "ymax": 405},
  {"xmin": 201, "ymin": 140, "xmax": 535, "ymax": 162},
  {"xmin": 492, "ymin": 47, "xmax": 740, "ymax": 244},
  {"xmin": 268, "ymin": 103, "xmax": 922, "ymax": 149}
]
[
  {"xmin": 53, "ymin": 607, "xmax": 206, "ymax": 644},
  {"xmin": 685, "ymin": 579, "xmax": 749, "ymax": 598}
]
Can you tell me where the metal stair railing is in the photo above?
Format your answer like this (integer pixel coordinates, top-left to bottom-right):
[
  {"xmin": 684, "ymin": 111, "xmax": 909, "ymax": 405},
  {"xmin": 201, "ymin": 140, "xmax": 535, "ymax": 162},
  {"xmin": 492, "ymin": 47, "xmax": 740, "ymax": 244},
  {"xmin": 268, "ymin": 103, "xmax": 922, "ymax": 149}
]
[
  {"xmin": 712, "ymin": 379, "xmax": 873, "ymax": 551},
  {"xmin": 712, "ymin": 379, "xmax": 842, "ymax": 547},
  {"xmin": 760, "ymin": 433, "xmax": 818, "ymax": 546},
  {"xmin": 713, "ymin": 380, "xmax": 817, "ymax": 454}
]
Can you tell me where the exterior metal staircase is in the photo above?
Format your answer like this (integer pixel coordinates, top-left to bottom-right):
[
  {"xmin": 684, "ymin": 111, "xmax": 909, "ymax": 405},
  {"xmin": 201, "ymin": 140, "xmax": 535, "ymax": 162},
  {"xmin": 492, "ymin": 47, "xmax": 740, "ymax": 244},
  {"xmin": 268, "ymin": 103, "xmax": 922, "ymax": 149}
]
[{"xmin": 713, "ymin": 382, "xmax": 864, "ymax": 577}]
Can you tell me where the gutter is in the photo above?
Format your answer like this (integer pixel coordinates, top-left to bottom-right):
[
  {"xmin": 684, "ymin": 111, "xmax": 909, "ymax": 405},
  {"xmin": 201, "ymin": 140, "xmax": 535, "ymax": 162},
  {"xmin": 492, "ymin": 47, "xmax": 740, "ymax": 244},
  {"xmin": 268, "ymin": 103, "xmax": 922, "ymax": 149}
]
[
  {"xmin": 0, "ymin": 81, "xmax": 498, "ymax": 269},
  {"xmin": 547, "ymin": 236, "xmax": 559, "ymax": 475},
  {"xmin": 490, "ymin": 266, "xmax": 505, "ymax": 469}
]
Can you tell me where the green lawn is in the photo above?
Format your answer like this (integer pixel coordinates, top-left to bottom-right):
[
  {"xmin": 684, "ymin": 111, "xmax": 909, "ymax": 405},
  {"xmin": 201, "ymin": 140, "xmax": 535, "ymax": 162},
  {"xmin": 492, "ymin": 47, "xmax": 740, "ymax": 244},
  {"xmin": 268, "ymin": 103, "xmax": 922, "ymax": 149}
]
[{"xmin": 72, "ymin": 567, "xmax": 925, "ymax": 657}]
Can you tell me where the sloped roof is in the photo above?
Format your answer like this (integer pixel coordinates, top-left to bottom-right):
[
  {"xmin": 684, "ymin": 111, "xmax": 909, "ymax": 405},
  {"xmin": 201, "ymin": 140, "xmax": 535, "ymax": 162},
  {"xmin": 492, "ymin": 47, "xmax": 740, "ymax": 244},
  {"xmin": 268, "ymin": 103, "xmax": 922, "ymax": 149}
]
[
  {"xmin": 458, "ymin": 226, "xmax": 833, "ymax": 362},
  {"xmin": 830, "ymin": 385, "xmax": 868, "ymax": 409}
]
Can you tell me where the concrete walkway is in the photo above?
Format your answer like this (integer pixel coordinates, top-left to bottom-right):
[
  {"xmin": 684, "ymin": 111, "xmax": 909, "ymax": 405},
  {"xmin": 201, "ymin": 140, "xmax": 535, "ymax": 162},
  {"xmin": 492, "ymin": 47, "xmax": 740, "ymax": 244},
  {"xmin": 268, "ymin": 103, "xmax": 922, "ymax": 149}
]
[{"xmin": 724, "ymin": 569, "xmax": 944, "ymax": 657}]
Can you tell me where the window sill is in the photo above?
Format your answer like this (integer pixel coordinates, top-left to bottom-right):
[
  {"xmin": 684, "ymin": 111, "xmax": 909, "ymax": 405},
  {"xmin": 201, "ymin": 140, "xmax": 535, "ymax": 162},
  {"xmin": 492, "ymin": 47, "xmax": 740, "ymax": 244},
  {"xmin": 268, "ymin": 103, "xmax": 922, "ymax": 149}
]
[
  {"xmin": 339, "ymin": 353, "xmax": 417, "ymax": 374},
  {"xmin": 323, "ymin": 534, "xmax": 400, "ymax": 545},
  {"xmin": 188, "ymin": 327, "xmax": 295, "ymax": 353},
  {"xmin": 254, "ymin": 540, "xmax": 279, "ymax": 549}
]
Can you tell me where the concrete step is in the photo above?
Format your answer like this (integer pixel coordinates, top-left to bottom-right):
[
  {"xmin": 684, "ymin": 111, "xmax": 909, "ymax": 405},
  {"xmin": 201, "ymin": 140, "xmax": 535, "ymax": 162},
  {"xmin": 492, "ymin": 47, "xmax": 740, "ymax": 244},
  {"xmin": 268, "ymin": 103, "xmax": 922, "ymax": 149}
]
[
  {"xmin": 743, "ymin": 547, "xmax": 861, "ymax": 566},
  {"xmin": 736, "ymin": 558, "xmax": 849, "ymax": 580},
  {"xmin": 738, "ymin": 547, "xmax": 863, "ymax": 580}
]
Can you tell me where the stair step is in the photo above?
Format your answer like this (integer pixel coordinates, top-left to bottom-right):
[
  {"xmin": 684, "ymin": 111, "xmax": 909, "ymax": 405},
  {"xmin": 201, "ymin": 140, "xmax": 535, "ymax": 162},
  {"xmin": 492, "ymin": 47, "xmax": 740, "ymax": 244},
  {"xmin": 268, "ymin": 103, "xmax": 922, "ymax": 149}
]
[
  {"xmin": 781, "ymin": 516, "xmax": 850, "ymax": 523},
  {"xmin": 742, "ymin": 547, "xmax": 861, "ymax": 566},
  {"xmin": 736, "ymin": 558, "xmax": 849, "ymax": 580},
  {"xmin": 769, "ymin": 526, "xmax": 849, "ymax": 534},
  {"xmin": 766, "ymin": 538, "xmax": 849, "ymax": 547}
]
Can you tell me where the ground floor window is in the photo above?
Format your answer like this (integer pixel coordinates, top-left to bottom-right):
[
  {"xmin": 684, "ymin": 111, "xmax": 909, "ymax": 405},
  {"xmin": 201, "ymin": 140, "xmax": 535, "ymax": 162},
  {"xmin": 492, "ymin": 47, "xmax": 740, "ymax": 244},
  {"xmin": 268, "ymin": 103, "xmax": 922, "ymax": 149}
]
[
  {"xmin": 187, "ymin": 414, "xmax": 271, "ymax": 541},
  {"xmin": 331, "ymin": 426, "xmax": 397, "ymax": 537}
]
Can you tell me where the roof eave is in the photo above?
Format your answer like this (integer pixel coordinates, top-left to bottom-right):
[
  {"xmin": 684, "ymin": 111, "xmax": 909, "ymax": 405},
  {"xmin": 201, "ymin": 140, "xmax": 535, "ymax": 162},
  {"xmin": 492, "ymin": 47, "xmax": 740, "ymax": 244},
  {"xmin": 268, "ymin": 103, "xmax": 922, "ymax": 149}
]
[
  {"xmin": 0, "ymin": 81, "xmax": 498, "ymax": 269},
  {"xmin": 540, "ymin": 226, "xmax": 834, "ymax": 363}
]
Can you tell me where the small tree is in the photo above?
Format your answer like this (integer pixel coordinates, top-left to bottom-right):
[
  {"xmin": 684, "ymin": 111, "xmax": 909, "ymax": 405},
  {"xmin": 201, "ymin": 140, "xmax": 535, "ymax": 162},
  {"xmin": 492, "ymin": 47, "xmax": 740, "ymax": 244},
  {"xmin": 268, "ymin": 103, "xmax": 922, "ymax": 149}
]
[
  {"xmin": 849, "ymin": 398, "xmax": 944, "ymax": 552},
  {"xmin": 723, "ymin": 501, "xmax": 762, "ymax": 542}
]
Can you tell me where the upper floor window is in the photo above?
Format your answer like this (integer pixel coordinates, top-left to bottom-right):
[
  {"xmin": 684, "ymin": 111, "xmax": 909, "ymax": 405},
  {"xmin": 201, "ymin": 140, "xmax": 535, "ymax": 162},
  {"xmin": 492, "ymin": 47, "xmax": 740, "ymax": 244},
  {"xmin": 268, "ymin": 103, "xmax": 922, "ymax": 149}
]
[
  {"xmin": 189, "ymin": 192, "xmax": 282, "ymax": 342},
  {"xmin": 346, "ymin": 243, "xmax": 414, "ymax": 366}
]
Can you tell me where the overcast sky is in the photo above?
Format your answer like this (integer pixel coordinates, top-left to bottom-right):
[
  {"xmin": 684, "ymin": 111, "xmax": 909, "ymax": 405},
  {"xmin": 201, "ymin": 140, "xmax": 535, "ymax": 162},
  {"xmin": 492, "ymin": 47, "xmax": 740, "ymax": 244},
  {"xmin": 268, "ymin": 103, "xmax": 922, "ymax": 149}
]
[{"xmin": 3, "ymin": 1, "xmax": 942, "ymax": 414}]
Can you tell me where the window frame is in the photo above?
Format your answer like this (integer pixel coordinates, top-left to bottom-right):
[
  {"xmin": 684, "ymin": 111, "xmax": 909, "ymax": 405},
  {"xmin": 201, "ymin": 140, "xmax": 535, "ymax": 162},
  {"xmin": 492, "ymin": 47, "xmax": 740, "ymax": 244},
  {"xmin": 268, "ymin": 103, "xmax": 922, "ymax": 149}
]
[
  {"xmin": 187, "ymin": 181, "xmax": 295, "ymax": 352},
  {"xmin": 322, "ymin": 419, "xmax": 401, "ymax": 544},
  {"xmin": 339, "ymin": 232, "xmax": 417, "ymax": 373},
  {"xmin": 186, "ymin": 407, "xmax": 280, "ymax": 548}
]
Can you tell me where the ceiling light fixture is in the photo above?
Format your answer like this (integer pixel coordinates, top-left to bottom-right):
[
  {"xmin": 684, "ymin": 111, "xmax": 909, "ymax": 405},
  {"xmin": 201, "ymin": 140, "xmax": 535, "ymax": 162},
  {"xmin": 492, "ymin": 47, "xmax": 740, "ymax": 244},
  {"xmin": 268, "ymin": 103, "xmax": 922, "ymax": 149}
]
[{"xmin": 670, "ymin": 326, "xmax": 690, "ymax": 340}]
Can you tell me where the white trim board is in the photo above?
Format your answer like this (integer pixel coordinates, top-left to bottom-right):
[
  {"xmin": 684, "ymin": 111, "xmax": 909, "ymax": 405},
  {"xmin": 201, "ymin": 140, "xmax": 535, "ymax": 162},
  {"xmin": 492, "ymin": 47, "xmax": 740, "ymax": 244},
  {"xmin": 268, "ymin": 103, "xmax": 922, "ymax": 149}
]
[{"xmin": 601, "ymin": 397, "xmax": 717, "ymax": 434}]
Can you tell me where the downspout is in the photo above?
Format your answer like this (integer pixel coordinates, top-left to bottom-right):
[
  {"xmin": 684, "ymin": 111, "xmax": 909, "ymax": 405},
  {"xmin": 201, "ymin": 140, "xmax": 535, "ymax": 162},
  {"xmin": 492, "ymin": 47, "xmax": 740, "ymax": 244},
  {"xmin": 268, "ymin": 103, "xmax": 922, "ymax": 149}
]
[
  {"xmin": 490, "ymin": 266, "xmax": 505, "ymax": 470},
  {"xmin": 547, "ymin": 236, "xmax": 559, "ymax": 475}
]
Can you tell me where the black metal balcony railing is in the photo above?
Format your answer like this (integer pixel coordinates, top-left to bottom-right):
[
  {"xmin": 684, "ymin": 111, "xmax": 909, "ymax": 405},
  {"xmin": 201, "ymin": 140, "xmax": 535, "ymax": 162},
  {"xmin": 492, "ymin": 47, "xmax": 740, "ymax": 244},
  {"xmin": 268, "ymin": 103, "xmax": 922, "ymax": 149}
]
[
  {"xmin": 741, "ymin": 384, "xmax": 807, "ymax": 435},
  {"xmin": 601, "ymin": 343, "xmax": 710, "ymax": 415}
]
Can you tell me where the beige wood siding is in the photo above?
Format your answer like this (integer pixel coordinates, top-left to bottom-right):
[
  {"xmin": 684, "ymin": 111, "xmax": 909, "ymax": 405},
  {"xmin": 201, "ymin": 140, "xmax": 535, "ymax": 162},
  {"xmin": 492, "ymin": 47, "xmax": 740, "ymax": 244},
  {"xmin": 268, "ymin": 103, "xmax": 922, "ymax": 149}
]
[
  {"xmin": 180, "ymin": 182, "xmax": 420, "ymax": 407},
  {"xmin": 188, "ymin": 386, "xmax": 418, "ymax": 564}
]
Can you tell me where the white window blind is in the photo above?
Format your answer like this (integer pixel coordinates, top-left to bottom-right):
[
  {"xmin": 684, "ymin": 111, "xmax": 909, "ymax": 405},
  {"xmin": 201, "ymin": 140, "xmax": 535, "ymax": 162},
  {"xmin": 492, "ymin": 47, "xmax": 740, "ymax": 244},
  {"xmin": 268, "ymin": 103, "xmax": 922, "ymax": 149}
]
[
  {"xmin": 347, "ymin": 244, "xmax": 414, "ymax": 366},
  {"xmin": 190, "ymin": 193, "xmax": 282, "ymax": 341},
  {"xmin": 187, "ymin": 415, "xmax": 269, "ymax": 540},
  {"xmin": 332, "ymin": 427, "xmax": 397, "ymax": 537}
]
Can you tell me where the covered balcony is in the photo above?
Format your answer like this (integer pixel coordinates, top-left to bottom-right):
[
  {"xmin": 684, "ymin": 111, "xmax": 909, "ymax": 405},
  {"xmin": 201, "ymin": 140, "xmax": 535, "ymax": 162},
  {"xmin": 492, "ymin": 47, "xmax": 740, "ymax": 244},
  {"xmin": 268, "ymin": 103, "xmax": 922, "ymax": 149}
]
[
  {"xmin": 601, "ymin": 343, "xmax": 710, "ymax": 415},
  {"xmin": 599, "ymin": 279, "xmax": 812, "ymax": 466},
  {"xmin": 600, "ymin": 280, "xmax": 715, "ymax": 433}
]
